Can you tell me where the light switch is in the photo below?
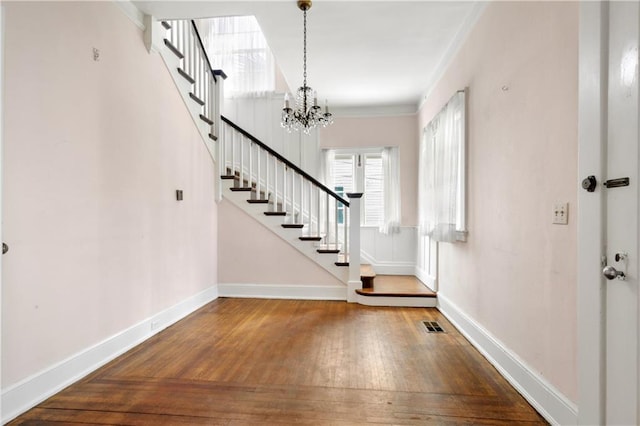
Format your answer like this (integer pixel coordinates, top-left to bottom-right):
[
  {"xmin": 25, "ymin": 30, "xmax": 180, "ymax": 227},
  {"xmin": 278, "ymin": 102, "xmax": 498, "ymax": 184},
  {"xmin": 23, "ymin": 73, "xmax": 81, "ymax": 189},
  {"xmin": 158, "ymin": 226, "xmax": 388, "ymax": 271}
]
[{"xmin": 553, "ymin": 202, "xmax": 568, "ymax": 225}]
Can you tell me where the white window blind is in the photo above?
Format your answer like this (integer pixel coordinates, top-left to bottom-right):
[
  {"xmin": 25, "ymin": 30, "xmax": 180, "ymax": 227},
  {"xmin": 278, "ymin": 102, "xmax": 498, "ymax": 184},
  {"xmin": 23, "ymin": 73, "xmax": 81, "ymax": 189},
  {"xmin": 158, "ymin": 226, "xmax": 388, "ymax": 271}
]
[
  {"xmin": 326, "ymin": 151, "xmax": 395, "ymax": 229},
  {"xmin": 364, "ymin": 155, "xmax": 384, "ymax": 226}
]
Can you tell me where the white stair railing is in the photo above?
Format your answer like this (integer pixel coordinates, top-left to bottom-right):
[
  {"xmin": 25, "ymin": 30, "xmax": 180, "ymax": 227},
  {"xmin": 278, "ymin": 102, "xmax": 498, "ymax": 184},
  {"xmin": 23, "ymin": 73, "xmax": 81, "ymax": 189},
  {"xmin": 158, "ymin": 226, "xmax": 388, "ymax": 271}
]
[
  {"xmin": 157, "ymin": 18, "xmax": 360, "ymax": 287},
  {"xmin": 163, "ymin": 19, "xmax": 220, "ymax": 140},
  {"xmin": 220, "ymin": 117, "xmax": 359, "ymax": 274}
]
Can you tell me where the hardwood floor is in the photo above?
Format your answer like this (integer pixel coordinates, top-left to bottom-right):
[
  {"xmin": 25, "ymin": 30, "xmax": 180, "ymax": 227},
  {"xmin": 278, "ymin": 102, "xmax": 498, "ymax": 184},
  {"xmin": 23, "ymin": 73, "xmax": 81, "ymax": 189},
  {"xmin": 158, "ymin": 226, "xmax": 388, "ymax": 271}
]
[{"xmin": 10, "ymin": 299, "xmax": 547, "ymax": 425}]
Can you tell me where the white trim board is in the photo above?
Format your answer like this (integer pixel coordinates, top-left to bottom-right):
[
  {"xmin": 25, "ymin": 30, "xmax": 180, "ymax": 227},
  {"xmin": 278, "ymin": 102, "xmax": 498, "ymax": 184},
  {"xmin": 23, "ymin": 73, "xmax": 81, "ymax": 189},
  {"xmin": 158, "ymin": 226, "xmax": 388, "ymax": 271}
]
[
  {"xmin": 437, "ymin": 294, "xmax": 577, "ymax": 426},
  {"xmin": 360, "ymin": 250, "xmax": 415, "ymax": 276},
  {"xmin": 1, "ymin": 286, "xmax": 219, "ymax": 424},
  {"xmin": 218, "ymin": 283, "xmax": 347, "ymax": 301},
  {"xmin": 414, "ymin": 265, "xmax": 436, "ymax": 292}
]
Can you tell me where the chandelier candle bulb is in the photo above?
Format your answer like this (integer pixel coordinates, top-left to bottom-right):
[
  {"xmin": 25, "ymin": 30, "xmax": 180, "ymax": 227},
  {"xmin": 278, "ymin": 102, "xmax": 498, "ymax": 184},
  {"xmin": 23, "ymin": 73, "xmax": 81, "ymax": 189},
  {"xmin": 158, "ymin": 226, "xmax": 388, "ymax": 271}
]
[
  {"xmin": 314, "ymin": 91, "xmax": 318, "ymax": 107},
  {"xmin": 284, "ymin": 93, "xmax": 290, "ymax": 109}
]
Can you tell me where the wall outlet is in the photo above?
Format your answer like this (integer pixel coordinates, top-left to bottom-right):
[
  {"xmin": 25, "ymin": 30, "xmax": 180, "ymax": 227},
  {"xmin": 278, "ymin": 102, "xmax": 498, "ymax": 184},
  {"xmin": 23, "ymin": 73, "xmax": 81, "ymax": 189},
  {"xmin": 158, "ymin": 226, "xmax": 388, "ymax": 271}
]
[{"xmin": 553, "ymin": 202, "xmax": 569, "ymax": 225}]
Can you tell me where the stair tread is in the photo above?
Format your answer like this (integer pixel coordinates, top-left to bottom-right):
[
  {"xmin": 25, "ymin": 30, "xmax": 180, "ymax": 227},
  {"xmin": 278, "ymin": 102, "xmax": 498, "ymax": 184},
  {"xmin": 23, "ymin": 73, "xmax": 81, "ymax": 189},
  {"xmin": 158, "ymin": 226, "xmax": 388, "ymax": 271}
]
[
  {"xmin": 200, "ymin": 114, "xmax": 214, "ymax": 125},
  {"xmin": 335, "ymin": 262, "xmax": 349, "ymax": 267},
  {"xmin": 360, "ymin": 264, "xmax": 376, "ymax": 278},
  {"xmin": 209, "ymin": 133, "xmax": 218, "ymax": 141},
  {"xmin": 357, "ymin": 275, "xmax": 436, "ymax": 297},
  {"xmin": 264, "ymin": 212, "xmax": 287, "ymax": 216},
  {"xmin": 282, "ymin": 224, "xmax": 304, "ymax": 229},
  {"xmin": 189, "ymin": 92, "xmax": 205, "ymax": 106},
  {"xmin": 229, "ymin": 187, "xmax": 253, "ymax": 192},
  {"xmin": 161, "ymin": 21, "xmax": 172, "ymax": 30},
  {"xmin": 178, "ymin": 68, "xmax": 195, "ymax": 84},
  {"xmin": 163, "ymin": 39, "xmax": 183, "ymax": 59},
  {"xmin": 299, "ymin": 236, "xmax": 322, "ymax": 241},
  {"xmin": 221, "ymin": 175, "xmax": 235, "ymax": 180},
  {"xmin": 317, "ymin": 249, "xmax": 340, "ymax": 254},
  {"xmin": 247, "ymin": 199, "xmax": 269, "ymax": 204}
]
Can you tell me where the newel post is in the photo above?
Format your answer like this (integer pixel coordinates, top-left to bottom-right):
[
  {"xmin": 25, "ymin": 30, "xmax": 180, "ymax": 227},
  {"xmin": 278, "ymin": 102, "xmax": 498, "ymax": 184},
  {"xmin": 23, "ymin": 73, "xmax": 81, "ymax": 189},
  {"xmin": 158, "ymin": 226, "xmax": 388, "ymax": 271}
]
[
  {"xmin": 212, "ymin": 70, "xmax": 227, "ymax": 202},
  {"xmin": 346, "ymin": 193, "xmax": 363, "ymax": 302}
]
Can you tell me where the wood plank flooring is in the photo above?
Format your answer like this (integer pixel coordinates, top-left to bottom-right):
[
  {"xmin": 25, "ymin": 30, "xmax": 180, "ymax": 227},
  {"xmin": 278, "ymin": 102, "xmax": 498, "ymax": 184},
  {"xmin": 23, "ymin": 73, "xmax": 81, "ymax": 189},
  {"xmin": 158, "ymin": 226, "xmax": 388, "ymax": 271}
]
[{"xmin": 10, "ymin": 299, "xmax": 547, "ymax": 425}]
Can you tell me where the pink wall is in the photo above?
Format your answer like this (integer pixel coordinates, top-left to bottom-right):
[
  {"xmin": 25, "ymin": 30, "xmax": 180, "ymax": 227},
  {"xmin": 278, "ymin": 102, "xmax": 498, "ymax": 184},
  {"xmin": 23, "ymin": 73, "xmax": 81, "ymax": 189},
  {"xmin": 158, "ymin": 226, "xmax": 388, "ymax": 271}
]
[
  {"xmin": 418, "ymin": 2, "xmax": 578, "ymax": 401},
  {"xmin": 218, "ymin": 200, "xmax": 343, "ymax": 286},
  {"xmin": 2, "ymin": 2, "xmax": 217, "ymax": 387},
  {"xmin": 319, "ymin": 114, "xmax": 418, "ymax": 226}
]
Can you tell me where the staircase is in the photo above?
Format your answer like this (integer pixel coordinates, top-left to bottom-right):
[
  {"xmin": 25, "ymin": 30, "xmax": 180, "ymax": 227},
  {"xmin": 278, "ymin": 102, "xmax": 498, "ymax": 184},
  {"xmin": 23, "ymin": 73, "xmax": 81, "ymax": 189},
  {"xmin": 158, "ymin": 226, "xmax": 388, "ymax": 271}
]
[{"xmin": 146, "ymin": 17, "xmax": 435, "ymax": 307}]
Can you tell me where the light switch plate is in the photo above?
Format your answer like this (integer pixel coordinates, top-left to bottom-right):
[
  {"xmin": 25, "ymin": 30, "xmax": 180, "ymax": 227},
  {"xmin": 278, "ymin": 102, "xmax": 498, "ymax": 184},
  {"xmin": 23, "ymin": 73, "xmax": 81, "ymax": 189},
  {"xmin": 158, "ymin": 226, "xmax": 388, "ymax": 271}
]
[{"xmin": 553, "ymin": 202, "xmax": 568, "ymax": 225}]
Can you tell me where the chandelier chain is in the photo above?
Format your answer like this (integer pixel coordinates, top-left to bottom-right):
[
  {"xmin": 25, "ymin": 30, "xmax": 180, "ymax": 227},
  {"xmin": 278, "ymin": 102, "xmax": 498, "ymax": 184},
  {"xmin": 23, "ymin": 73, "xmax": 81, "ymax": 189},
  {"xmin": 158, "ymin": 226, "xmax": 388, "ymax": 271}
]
[
  {"xmin": 280, "ymin": 0, "xmax": 333, "ymax": 134},
  {"xmin": 303, "ymin": 9, "xmax": 307, "ymax": 87}
]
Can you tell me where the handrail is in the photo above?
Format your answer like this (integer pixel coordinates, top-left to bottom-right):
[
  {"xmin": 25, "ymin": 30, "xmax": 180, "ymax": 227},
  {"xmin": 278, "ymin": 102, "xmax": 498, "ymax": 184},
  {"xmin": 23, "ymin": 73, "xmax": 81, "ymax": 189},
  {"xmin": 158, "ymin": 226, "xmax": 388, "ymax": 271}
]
[
  {"xmin": 221, "ymin": 115, "xmax": 350, "ymax": 207},
  {"xmin": 190, "ymin": 20, "xmax": 217, "ymax": 83}
]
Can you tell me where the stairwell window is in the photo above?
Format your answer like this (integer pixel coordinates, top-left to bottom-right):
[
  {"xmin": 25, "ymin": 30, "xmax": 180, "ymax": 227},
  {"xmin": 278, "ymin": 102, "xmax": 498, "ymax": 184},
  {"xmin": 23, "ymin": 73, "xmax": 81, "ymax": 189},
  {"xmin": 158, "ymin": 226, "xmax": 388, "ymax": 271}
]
[
  {"xmin": 324, "ymin": 148, "xmax": 401, "ymax": 233},
  {"xmin": 197, "ymin": 16, "xmax": 275, "ymax": 97},
  {"xmin": 418, "ymin": 90, "xmax": 467, "ymax": 242}
]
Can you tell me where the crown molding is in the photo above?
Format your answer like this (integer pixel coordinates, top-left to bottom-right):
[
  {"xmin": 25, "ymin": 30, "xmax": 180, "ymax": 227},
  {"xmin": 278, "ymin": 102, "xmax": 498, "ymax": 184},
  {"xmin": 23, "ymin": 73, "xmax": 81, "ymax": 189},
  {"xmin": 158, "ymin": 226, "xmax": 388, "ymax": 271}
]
[{"xmin": 418, "ymin": 1, "xmax": 487, "ymax": 111}]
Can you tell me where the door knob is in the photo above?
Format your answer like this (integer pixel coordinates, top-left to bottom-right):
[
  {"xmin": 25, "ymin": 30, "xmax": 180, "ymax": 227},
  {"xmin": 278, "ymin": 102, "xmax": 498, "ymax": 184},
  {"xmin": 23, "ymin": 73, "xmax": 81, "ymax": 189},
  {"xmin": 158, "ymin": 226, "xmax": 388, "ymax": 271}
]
[{"xmin": 603, "ymin": 265, "xmax": 626, "ymax": 280}]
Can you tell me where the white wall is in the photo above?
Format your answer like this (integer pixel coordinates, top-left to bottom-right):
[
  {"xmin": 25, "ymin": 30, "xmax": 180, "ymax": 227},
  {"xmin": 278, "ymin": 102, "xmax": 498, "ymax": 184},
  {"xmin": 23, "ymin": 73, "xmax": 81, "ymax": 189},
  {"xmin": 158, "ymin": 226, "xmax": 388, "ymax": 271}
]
[
  {"xmin": 318, "ymin": 114, "xmax": 419, "ymax": 275},
  {"xmin": 2, "ymin": 0, "xmax": 217, "ymax": 394},
  {"xmin": 217, "ymin": 199, "xmax": 343, "ymax": 286},
  {"xmin": 418, "ymin": 1, "xmax": 578, "ymax": 405},
  {"xmin": 223, "ymin": 94, "xmax": 321, "ymax": 178}
]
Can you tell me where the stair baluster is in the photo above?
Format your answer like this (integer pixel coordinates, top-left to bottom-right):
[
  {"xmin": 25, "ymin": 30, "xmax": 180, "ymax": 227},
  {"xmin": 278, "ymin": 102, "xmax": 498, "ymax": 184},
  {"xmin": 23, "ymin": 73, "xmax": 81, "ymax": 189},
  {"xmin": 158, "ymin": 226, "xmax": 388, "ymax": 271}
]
[{"xmin": 220, "ymin": 117, "xmax": 358, "ymax": 286}]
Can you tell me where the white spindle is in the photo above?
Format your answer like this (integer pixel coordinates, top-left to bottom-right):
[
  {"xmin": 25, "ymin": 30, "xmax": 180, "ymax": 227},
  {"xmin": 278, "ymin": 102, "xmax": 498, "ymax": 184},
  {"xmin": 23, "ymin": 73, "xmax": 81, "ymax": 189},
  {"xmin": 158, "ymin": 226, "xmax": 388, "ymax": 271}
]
[
  {"xmin": 343, "ymin": 203, "xmax": 349, "ymax": 258},
  {"xmin": 317, "ymin": 188, "xmax": 321, "ymax": 237},
  {"xmin": 256, "ymin": 149, "xmax": 261, "ymax": 198},
  {"xmin": 325, "ymin": 192, "xmax": 330, "ymax": 244},
  {"xmin": 265, "ymin": 152, "xmax": 270, "ymax": 203},
  {"xmin": 273, "ymin": 156, "xmax": 278, "ymax": 211},
  {"xmin": 334, "ymin": 200, "xmax": 339, "ymax": 250},
  {"xmin": 239, "ymin": 135, "xmax": 244, "ymax": 186}
]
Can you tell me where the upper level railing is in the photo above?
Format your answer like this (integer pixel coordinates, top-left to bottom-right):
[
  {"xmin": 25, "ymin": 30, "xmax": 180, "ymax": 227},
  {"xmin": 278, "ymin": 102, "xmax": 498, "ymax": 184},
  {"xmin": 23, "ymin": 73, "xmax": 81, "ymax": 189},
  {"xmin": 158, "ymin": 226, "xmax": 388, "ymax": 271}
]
[{"xmin": 163, "ymin": 19, "xmax": 221, "ymax": 140}]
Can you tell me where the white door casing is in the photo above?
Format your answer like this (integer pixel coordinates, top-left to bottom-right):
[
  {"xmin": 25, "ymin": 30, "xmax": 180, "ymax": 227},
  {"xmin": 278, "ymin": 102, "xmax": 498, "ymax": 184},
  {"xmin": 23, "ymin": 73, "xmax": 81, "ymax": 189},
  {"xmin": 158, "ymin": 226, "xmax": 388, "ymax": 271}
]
[{"xmin": 578, "ymin": 1, "xmax": 640, "ymax": 424}]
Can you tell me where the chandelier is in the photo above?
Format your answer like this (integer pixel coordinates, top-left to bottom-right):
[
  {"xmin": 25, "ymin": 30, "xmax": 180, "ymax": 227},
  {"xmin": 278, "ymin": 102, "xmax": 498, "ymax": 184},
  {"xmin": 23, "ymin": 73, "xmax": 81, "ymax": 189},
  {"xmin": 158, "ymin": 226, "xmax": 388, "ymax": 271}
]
[{"xmin": 281, "ymin": 0, "xmax": 333, "ymax": 134}]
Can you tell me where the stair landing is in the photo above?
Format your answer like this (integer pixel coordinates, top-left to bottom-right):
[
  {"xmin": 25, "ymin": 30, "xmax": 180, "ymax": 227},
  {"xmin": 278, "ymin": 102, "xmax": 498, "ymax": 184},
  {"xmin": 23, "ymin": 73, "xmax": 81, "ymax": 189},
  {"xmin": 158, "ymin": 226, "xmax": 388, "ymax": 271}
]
[{"xmin": 356, "ymin": 275, "xmax": 436, "ymax": 297}]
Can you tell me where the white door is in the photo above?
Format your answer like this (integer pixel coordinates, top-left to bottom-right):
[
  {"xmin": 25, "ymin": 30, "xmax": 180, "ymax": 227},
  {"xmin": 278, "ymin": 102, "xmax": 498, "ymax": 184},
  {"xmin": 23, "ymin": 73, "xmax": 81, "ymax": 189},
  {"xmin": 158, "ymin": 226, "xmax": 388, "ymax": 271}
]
[{"xmin": 579, "ymin": 2, "xmax": 639, "ymax": 424}]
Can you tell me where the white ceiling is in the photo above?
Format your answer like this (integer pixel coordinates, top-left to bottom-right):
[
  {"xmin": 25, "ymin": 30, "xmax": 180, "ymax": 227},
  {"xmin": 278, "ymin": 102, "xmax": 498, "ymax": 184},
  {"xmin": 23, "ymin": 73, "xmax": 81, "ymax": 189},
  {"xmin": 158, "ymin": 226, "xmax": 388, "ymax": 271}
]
[{"xmin": 133, "ymin": 1, "xmax": 481, "ymax": 112}]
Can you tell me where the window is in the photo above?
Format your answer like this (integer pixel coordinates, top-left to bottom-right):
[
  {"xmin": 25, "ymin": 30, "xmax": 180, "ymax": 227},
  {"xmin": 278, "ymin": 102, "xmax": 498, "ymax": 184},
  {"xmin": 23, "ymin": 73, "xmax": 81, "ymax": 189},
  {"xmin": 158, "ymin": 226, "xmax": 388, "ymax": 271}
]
[
  {"xmin": 328, "ymin": 151, "xmax": 389, "ymax": 228},
  {"xmin": 418, "ymin": 90, "xmax": 467, "ymax": 242},
  {"xmin": 197, "ymin": 16, "xmax": 275, "ymax": 96}
]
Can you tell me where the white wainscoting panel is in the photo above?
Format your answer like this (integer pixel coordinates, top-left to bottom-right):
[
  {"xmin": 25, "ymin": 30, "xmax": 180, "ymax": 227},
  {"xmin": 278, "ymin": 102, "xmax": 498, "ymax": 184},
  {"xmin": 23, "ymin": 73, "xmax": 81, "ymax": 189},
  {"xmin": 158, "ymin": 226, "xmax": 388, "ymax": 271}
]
[{"xmin": 360, "ymin": 226, "xmax": 417, "ymax": 275}]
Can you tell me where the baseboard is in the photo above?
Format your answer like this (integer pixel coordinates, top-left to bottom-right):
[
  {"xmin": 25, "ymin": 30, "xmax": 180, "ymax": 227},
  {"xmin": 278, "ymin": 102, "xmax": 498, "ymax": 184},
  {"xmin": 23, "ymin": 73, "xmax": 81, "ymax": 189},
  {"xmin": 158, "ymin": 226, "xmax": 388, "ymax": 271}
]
[
  {"xmin": 218, "ymin": 283, "xmax": 347, "ymax": 300},
  {"xmin": 414, "ymin": 265, "xmax": 437, "ymax": 291},
  {"xmin": 437, "ymin": 294, "xmax": 577, "ymax": 426},
  {"xmin": 360, "ymin": 250, "xmax": 415, "ymax": 275},
  {"xmin": 2, "ymin": 285, "xmax": 219, "ymax": 424}
]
